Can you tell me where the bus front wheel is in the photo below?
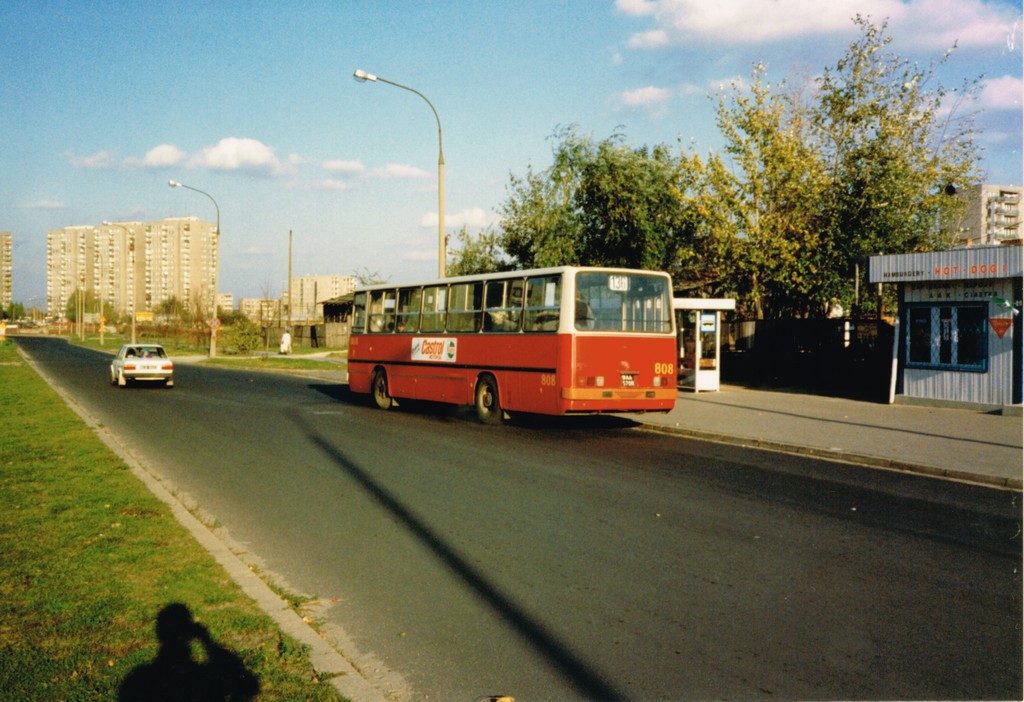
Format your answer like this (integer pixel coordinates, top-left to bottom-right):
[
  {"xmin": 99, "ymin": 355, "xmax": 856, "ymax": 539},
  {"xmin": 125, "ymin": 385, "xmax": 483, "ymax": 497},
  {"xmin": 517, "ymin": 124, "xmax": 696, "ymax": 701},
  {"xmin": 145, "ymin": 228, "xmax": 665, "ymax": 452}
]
[
  {"xmin": 372, "ymin": 369, "xmax": 394, "ymax": 410},
  {"xmin": 475, "ymin": 375, "xmax": 503, "ymax": 425}
]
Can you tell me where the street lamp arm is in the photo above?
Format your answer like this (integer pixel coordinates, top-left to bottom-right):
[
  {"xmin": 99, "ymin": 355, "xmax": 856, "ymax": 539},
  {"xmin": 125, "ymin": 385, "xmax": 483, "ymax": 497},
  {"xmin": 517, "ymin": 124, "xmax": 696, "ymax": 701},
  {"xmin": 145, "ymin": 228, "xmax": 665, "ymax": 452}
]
[
  {"xmin": 352, "ymin": 68, "xmax": 446, "ymax": 276},
  {"xmin": 168, "ymin": 180, "xmax": 220, "ymax": 232},
  {"xmin": 377, "ymin": 79, "xmax": 443, "ymax": 165},
  {"xmin": 167, "ymin": 179, "xmax": 222, "ymax": 356}
]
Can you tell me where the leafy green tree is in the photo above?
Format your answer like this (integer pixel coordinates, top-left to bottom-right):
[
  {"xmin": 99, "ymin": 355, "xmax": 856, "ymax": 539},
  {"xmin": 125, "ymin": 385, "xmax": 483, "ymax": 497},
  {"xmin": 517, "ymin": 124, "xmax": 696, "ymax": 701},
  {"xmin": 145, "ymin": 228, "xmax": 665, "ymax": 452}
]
[
  {"xmin": 812, "ymin": 16, "xmax": 983, "ymax": 313},
  {"xmin": 221, "ymin": 315, "xmax": 262, "ymax": 354},
  {"xmin": 446, "ymin": 226, "xmax": 511, "ymax": 276},
  {"xmin": 485, "ymin": 17, "xmax": 983, "ymax": 320},
  {"xmin": 3, "ymin": 302, "xmax": 26, "ymax": 320},
  {"xmin": 711, "ymin": 64, "xmax": 831, "ymax": 318},
  {"xmin": 495, "ymin": 126, "xmax": 705, "ymax": 277}
]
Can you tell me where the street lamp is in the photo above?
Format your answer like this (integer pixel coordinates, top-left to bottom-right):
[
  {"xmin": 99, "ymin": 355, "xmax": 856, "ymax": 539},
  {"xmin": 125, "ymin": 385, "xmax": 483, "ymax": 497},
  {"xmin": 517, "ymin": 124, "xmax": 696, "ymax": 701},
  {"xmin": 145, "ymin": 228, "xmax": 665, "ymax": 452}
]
[
  {"xmin": 353, "ymin": 68, "xmax": 446, "ymax": 277},
  {"xmin": 103, "ymin": 221, "xmax": 137, "ymax": 344},
  {"xmin": 168, "ymin": 180, "xmax": 221, "ymax": 357}
]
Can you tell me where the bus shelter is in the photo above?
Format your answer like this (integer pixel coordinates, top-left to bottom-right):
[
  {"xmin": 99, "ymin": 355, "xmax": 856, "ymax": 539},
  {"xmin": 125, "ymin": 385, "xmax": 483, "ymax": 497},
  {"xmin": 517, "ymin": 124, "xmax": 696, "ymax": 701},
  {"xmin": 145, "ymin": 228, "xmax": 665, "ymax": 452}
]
[{"xmin": 674, "ymin": 298, "xmax": 736, "ymax": 392}]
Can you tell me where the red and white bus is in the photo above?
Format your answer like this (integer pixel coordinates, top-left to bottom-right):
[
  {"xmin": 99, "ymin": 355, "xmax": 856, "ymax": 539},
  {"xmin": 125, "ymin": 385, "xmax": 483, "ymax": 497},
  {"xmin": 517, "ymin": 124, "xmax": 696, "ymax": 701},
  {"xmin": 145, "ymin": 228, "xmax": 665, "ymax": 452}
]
[{"xmin": 347, "ymin": 266, "xmax": 677, "ymax": 423}]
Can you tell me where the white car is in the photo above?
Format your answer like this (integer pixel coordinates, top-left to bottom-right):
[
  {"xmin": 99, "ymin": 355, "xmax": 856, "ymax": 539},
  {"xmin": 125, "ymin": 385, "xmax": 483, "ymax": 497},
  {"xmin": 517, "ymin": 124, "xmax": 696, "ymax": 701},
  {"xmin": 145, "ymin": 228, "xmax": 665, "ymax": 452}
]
[{"xmin": 110, "ymin": 344, "xmax": 174, "ymax": 388}]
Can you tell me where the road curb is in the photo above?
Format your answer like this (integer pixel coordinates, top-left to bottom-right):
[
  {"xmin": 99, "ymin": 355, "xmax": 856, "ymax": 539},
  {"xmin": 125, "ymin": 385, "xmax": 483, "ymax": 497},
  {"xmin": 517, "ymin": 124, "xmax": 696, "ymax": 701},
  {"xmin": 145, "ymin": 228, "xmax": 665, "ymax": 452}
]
[{"xmin": 636, "ymin": 423, "xmax": 1024, "ymax": 492}]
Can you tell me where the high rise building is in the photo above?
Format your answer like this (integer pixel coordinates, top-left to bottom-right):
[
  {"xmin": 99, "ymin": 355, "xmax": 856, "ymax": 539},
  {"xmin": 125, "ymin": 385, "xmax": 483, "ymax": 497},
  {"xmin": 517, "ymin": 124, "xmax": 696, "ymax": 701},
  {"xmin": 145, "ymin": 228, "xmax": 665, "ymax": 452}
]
[
  {"xmin": 289, "ymin": 274, "xmax": 356, "ymax": 321},
  {"xmin": 46, "ymin": 217, "xmax": 218, "ymax": 320},
  {"xmin": 952, "ymin": 184, "xmax": 1022, "ymax": 247},
  {"xmin": 0, "ymin": 232, "xmax": 11, "ymax": 312}
]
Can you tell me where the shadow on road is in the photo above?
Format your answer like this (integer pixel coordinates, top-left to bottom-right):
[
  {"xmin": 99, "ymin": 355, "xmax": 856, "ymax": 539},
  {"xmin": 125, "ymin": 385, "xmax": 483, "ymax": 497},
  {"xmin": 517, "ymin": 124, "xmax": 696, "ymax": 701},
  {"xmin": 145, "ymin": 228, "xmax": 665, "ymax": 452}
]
[{"xmin": 291, "ymin": 410, "xmax": 627, "ymax": 701}]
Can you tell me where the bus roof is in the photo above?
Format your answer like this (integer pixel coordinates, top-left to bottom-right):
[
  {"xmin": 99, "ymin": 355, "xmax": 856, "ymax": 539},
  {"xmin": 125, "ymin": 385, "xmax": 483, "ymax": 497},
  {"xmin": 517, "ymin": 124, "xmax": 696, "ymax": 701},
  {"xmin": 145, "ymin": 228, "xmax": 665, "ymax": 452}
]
[{"xmin": 353, "ymin": 266, "xmax": 672, "ymax": 292}]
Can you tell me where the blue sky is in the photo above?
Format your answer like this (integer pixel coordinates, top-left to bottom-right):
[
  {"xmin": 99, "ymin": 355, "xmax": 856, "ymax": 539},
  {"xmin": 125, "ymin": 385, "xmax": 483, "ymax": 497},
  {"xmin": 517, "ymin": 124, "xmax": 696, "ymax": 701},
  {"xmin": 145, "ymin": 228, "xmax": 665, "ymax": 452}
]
[{"xmin": 2, "ymin": 0, "xmax": 1021, "ymax": 306}]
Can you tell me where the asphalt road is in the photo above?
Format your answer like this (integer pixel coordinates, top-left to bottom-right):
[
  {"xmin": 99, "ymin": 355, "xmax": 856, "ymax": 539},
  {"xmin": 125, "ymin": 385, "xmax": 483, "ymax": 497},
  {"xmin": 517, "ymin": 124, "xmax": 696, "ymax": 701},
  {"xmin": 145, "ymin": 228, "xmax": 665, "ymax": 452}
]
[{"xmin": 15, "ymin": 336, "xmax": 1023, "ymax": 701}]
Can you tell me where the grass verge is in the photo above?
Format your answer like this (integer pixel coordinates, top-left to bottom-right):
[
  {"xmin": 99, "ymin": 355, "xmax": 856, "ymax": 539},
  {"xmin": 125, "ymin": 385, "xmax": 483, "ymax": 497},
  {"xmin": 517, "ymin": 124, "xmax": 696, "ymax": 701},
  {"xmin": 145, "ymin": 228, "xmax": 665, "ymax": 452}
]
[{"xmin": 0, "ymin": 340, "xmax": 345, "ymax": 701}]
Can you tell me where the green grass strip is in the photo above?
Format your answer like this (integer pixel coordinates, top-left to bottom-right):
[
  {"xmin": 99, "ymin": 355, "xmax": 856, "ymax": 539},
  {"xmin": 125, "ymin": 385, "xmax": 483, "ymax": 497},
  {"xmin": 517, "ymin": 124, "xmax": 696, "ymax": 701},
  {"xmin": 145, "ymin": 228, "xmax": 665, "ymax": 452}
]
[{"xmin": 0, "ymin": 340, "xmax": 344, "ymax": 701}]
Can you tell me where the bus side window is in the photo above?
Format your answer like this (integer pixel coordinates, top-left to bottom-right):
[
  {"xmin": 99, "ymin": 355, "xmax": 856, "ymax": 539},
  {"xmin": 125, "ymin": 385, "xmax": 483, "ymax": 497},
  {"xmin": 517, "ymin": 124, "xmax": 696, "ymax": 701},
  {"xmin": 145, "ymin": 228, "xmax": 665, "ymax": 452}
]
[
  {"xmin": 397, "ymin": 287, "xmax": 421, "ymax": 333},
  {"xmin": 484, "ymin": 279, "xmax": 522, "ymax": 332},
  {"xmin": 447, "ymin": 282, "xmax": 482, "ymax": 332},
  {"xmin": 421, "ymin": 286, "xmax": 446, "ymax": 332},
  {"xmin": 368, "ymin": 290, "xmax": 396, "ymax": 333},
  {"xmin": 352, "ymin": 292, "xmax": 367, "ymax": 333},
  {"xmin": 524, "ymin": 275, "xmax": 561, "ymax": 332}
]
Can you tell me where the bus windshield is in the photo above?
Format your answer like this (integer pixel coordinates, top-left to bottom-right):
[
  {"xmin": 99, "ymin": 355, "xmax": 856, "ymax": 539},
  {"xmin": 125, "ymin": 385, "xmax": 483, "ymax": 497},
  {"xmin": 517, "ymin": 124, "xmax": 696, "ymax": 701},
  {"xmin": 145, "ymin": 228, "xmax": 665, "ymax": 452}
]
[{"xmin": 574, "ymin": 271, "xmax": 672, "ymax": 333}]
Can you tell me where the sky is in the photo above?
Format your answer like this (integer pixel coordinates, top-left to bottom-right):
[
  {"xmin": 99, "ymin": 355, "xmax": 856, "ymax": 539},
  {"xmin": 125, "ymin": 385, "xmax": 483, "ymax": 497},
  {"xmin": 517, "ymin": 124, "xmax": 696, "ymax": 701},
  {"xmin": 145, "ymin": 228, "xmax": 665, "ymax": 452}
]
[{"xmin": 2, "ymin": 0, "xmax": 1021, "ymax": 307}]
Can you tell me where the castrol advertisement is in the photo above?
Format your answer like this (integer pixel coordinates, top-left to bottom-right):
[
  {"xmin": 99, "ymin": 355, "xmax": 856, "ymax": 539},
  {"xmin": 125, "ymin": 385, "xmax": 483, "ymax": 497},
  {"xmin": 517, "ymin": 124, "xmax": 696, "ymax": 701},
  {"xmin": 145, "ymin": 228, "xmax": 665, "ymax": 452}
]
[{"xmin": 411, "ymin": 337, "xmax": 457, "ymax": 363}]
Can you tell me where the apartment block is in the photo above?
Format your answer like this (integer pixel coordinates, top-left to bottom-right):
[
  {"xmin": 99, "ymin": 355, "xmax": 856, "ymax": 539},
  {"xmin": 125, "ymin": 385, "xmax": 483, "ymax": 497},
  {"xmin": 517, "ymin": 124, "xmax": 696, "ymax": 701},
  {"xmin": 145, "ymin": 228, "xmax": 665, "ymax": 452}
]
[
  {"xmin": 953, "ymin": 184, "xmax": 1022, "ymax": 247},
  {"xmin": 46, "ymin": 217, "xmax": 218, "ymax": 320},
  {"xmin": 0, "ymin": 232, "xmax": 11, "ymax": 312},
  {"xmin": 289, "ymin": 274, "xmax": 356, "ymax": 321},
  {"xmin": 239, "ymin": 297, "xmax": 281, "ymax": 322}
]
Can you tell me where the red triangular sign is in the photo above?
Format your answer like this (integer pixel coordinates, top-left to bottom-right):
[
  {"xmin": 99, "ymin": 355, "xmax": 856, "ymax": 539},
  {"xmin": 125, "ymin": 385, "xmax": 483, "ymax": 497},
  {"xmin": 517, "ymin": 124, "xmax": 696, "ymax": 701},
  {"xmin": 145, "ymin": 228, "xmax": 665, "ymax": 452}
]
[{"xmin": 989, "ymin": 318, "xmax": 1013, "ymax": 338}]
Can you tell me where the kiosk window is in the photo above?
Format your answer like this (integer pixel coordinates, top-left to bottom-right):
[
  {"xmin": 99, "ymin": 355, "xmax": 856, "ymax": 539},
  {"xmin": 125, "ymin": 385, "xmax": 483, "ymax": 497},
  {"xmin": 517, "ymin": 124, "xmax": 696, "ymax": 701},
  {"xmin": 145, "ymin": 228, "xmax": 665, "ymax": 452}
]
[{"xmin": 906, "ymin": 303, "xmax": 987, "ymax": 371}]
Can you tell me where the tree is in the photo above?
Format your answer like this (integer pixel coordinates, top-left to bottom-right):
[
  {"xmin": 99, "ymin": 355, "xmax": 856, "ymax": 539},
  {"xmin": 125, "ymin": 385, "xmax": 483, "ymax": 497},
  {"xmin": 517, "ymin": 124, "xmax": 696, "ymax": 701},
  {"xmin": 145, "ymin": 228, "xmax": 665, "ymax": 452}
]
[
  {"xmin": 351, "ymin": 268, "xmax": 389, "ymax": 286},
  {"xmin": 812, "ymin": 16, "xmax": 983, "ymax": 313},
  {"xmin": 494, "ymin": 126, "xmax": 705, "ymax": 277},
  {"xmin": 446, "ymin": 227, "xmax": 511, "ymax": 276},
  {"xmin": 711, "ymin": 64, "xmax": 830, "ymax": 318},
  {"xmin": 487, "ymin": 18, "xmax": 984, "ymax": 320}
]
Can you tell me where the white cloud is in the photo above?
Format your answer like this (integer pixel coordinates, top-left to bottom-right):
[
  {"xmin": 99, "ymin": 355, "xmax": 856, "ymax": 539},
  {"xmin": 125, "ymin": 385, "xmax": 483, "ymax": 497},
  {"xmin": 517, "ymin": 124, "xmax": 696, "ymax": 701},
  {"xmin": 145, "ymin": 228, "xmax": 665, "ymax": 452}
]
[
  {"xmin": 616, "ymin": 0, "xmax": 1019, "ymax": 49},
  {"xmin": 15, "ymin": 200, "xmax": 67, "ymax": 209},
  {"xmin": 979, "ymin": 75, "xmax": 1023, "ymax": 110},
  {"xmin": 419, "ymin": 206, "xmax": 495, "ymax": 229},
  {"xmin": 188, "ymin": 137, "xmax": 283, "ymax": 174},
  {"xmin": 323, "ymin": 159, "xmax": 366, "ymax": 173},
  {"xmin": 314, "ymin": 179, "xmax": 357, "ymax": 191},
  {"xmin": 616, "ymin": 0, "xmax": 657, "ymax": 16},
  {"xmin": 628, "ymin": 29, "xmax": 670, "ymax": 49},
  {"xmin": 616, "ymin": 85, "xmax": 673, "ymax": 117},
  {"xmin": 141, "ymin": 144, "xmax": 187, "ymax": 167},
  {"xmin": 65, "ymin": 150, "xmax": 113, "ymax": 168},
  {"xmin": 371, "ymin": 163, "xmax": 432, "ymax": 179}
]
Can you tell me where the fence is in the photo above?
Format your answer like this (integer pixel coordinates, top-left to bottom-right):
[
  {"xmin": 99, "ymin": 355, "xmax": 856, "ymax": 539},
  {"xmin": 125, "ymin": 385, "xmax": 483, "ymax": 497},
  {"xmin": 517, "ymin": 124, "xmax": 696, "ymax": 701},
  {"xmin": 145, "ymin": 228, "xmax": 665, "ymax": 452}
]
[{"xmin": 720, "ymin": 318, "xmax": 895, "ymax": 401}]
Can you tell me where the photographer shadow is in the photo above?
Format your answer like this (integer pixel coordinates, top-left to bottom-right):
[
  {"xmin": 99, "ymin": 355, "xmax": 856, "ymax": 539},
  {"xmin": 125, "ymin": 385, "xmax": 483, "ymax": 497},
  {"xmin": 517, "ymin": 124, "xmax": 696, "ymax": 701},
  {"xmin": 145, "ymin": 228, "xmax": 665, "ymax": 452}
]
[{"xmin": 119, "ymin": 603, "xmax": 260, "ymax": 702}]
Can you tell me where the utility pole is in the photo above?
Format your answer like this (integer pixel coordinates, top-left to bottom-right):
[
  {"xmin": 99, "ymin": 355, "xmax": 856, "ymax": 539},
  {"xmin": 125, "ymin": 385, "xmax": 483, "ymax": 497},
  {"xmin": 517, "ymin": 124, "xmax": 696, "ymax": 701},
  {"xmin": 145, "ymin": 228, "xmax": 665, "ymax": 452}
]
[{"xmin": 287, "ymin": 230, "xmax": 293, "ymax": 331}]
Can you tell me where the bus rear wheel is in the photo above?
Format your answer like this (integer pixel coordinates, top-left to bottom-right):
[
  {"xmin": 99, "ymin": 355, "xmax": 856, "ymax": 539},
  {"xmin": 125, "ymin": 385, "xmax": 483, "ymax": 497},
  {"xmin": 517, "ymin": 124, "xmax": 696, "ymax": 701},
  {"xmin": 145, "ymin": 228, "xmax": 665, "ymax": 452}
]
[
  {"xmin": 372, "ymin": 369, "xmax": 394, "ymax": 410},
  {"xmin": 474, "ymin": 375, "xmax": 503, "ymax": 425}
]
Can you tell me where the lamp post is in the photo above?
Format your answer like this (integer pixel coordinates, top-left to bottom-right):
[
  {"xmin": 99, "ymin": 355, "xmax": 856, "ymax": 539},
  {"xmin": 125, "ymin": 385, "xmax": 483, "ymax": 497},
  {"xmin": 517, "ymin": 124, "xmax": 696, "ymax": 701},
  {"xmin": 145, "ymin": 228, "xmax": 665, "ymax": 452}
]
[
  {"xmin": 103, "ymin": 221, "xmax": 137, "ymax": 344},
  {"xmin": 353, "ymin": 68, "xmax": 446, "ymax": 277},
  {"xmin": 168, "ymin": 180, "xmax": 221, "ymax": 357}
]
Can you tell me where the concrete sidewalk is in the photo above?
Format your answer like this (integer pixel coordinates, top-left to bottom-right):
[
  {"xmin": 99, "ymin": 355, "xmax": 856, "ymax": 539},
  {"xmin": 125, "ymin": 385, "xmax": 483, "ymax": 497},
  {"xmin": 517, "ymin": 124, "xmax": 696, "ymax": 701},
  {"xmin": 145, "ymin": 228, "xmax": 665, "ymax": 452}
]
[{"xmin": 635, "ymin": 385, "xmax": 1023, "ymax": 490}]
